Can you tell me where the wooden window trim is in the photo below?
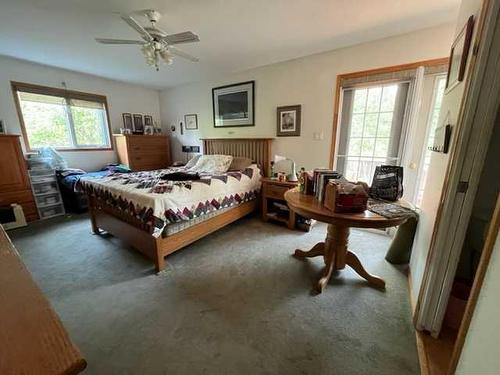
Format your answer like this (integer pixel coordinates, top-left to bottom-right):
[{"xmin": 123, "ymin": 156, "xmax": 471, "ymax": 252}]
[
  {"xmin": 329, "ymin": 57, "xmax": 449, "ymax": 168},
  {"xmin": 10, "ymin": 81, "xmax": 114, "ymax": 152}
]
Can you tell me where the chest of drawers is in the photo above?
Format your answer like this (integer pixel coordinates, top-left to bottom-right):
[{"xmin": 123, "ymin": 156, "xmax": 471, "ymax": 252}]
[
  {"xmin": 0, "ymin": 135, "xmax": 38, "ymax": 222},
  {"xmin": 114, "ymin": 134, "xmax": 171, "ymax": 171}
]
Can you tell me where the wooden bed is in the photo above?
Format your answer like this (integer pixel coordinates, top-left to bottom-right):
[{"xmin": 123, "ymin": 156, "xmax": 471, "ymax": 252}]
[{"xmin": 88, "ymin": 138, "xmax": 272, "ymax": 272}]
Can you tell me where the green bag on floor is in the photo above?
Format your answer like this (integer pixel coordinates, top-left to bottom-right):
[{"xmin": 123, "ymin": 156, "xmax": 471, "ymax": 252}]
[{"xmin": 385, "ymin": 215, "xmax": 419, "ymax": 264}]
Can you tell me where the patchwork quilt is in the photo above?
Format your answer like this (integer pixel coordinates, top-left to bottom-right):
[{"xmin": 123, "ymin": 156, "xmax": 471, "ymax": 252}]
[{"xmin": 78, "ymin": 164, "xmax": 261, "ymax": 237}]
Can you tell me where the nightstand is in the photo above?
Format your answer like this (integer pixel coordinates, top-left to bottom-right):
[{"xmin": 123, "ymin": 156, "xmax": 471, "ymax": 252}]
[{"xmin": 261, "ymin": 177, "xmax": 299, "ymax": 229}]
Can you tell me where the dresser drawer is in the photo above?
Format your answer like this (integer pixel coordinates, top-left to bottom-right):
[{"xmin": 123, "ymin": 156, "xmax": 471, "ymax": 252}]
[
  {"xmin": 131, "ymin": 161, "xmax": 168, "ymax": 172},
  {"xmin": 0, "ymin": 190, "xmax": 35, "ymax": 205},
  {"xmin": 131, "ymin": 153, "xmax": 168, "ymax": 165},
  {"xmin": 128, "ymin": 138, "xmax": 168, "ymax": 152},
  {"xmin": 264, "ymin": 184, "xmax": 290, "ymax": 200}
]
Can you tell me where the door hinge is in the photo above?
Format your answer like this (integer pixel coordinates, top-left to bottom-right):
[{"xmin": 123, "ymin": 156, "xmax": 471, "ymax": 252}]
[{"xmin": 457, "ymin": 181, "xmax": 469, "ymax": 193}]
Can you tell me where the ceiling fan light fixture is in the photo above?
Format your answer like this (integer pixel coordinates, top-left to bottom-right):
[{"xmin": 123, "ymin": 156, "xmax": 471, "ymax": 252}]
[
  {"xmin": 96, "ymin": 9, "xmax": 200, "ymax": 71},
  {"xmin": 160, "ymin": 49, "xmax": 174, "ymax": 65}
]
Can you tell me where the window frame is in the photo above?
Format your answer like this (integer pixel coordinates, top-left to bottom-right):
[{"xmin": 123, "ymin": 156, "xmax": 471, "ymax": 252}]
[
  {"xmin": 336, "ymin": 82, "xmax": 410, "ymax": 182},
  {"xmin": 330, "ymin": 58, "xmax": 449, "ymax": 169},
  {"xmin": 11, "ymin": 81, "xmax": 113, "ymax": 152}
]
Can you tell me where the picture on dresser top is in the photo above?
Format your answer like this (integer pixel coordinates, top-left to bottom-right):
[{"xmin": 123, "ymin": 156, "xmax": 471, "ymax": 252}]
[{"xmin": 133, "ymin": 114, "xmax": 144, "ymax": 134}]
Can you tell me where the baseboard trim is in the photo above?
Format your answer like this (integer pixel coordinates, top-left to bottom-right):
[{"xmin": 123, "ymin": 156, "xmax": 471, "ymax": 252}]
[{"xmin": 408, "ymin": 268, "xmax": 430, "ymax": 375}]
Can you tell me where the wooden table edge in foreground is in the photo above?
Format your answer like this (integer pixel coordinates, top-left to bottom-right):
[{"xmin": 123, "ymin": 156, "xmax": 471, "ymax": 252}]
[
  {"xmin": 0, "ymin": 225, "xmax": 87, "ymax": 374},
  {"xmin": 284, "ymin": 188, "xmax": 408, "ymax": 294}
]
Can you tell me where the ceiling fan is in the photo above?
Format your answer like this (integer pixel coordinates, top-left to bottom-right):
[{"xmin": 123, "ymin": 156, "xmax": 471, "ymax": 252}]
[{"xmin": 96, "ymin": 9, "xmax": 200, "ymax": 71}]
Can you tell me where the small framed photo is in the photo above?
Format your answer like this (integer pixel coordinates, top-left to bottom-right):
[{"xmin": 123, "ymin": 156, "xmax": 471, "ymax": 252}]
[
  {"xmin": 144, "ymin": 115, "xmax": 153, "ymax": 127},
  {"xmin": 184, "ymin": 114, "xmax": 198, "ymax": 130},
  {"xmin": 122, "ymin": 113, "xmax": 133, "ymax": 131},
  {"xmin": 277, "ymin": 105, "xmax": 301, "ymax": 137},
  {"xmin": 446, "ymin": 15, "xmax": 474, "ymax": 92},
  {"xmin": 132, "ymin": 114, "xmax": 144, "ymax": 134},
  {"xmin": 144, "ymin": 125, "xmax": 154, "ymax": 135}
]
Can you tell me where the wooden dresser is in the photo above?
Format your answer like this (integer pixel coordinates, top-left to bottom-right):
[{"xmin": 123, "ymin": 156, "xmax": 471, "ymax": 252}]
[
  {"xmin": 113, "ymin": 134, "xmax": 171, "ymax": 171},
  {"xmin": 0, "ymin": 135, "xmax": 38, "ymax": 221}
]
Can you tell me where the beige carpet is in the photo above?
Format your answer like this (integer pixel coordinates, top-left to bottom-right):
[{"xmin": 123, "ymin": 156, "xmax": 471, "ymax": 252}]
[{"xmin": 10, "ymin": 213, "xmax": 418, "ymax": 374}]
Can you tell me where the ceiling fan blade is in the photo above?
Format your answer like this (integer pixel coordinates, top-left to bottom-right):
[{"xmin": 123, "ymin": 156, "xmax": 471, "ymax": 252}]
[
  {"xmin": 95, "ymin": 38, "xmax": 144, "ymax": 45},
  {"xmin": 120, "ymin": 14, "xmax": 153, "ymax": 41},
  {"xmin": 163, "ymin": 31, "xmax": 200, "ymax": 45},
  {"xmin": 169, "ymin": 46, "xmax": 199, "ymax": 62}
]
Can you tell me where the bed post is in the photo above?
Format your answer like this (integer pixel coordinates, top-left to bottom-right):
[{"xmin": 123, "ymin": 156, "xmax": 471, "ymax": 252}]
[{"xmin": 88, "ymin": 195, "xmax": 101, "ymax": 235}]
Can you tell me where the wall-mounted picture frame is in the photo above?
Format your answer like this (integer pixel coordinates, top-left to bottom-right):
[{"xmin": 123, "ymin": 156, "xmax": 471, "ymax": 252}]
[
  {"xmin": 446, "ymin": 15, "xmax": 474, "ymax": 92},
  {"xmin": 122, "ymin": 113, "xmax": 133, "ymax": 131},
  {"xmin": 184, "ymin": 114, "xmax": 198, "ymax": 130},
  {"xmin": 277, "ymin": 105, "xmax": 301, "ymax": 137},
  {"xmin": 212, "ymin": 81, "xmax": 254, "ymax": 127},
  {"xmin": 144, "ymin": 115, "xmax": 153, "ymax": 127},
  {"xmin": 132, "ymin": 114, "xmax": 144, "ymax": 134}
]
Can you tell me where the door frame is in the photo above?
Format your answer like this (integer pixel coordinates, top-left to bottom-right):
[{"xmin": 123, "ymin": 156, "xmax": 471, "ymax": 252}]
[{"xmin": 414, "ymin": 0, "xmax": 500, "ymax": 337}]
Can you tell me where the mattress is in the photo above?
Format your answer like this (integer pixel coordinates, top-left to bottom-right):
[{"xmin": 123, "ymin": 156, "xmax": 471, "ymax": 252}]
[{"xmin": 79, "ymin": 165, "xmax": 261, "ymax": 237}]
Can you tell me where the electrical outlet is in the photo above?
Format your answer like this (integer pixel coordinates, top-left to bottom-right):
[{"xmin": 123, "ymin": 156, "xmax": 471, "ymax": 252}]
[{"xmin": 312, "ymin": 131, "xmax": 324, "ymax": 140}]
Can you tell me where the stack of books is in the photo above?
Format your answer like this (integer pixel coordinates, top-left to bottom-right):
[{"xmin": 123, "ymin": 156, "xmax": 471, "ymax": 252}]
[
  {"xmin": 312, "ymin": 169, "xmax": 343, "ymax": 202},
  {"xmin": 301, "ymin": 169, "xmax": 343, "ymax": 201}
]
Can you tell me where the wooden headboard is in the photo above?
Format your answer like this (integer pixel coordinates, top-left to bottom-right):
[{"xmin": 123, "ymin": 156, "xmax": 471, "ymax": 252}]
[{"xmin": 201, "ymin": 138, "xmax": 273, "ymax": 176}]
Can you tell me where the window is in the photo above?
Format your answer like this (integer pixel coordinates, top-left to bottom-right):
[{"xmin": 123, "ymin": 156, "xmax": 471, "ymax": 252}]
[
  {"xmin": 12, "ymin": 82, "xmax": 112, "ymax": 151},
  {"xmin": 336, "ymin": 82, "xmax": 409, "ymax": 183},
  {"xmin": 415, "ymin": 75, "xmax": 447, "ymax": 206}
]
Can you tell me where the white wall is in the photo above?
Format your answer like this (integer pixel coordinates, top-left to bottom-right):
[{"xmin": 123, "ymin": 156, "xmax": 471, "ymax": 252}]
[
  {"xmin": 159, "ymin": 24, "xmax": 455, "ymax": 165},
  {"xmin": 0, "ymin": 55, "xmax": 161, "ymax": 171},
  {"xmin": 409, "ymin": 0, "xmax": 483, "ymax": 307},
  {"xmin": 456, "ymin": 231, "xmax": 500, "ymax": 374}
]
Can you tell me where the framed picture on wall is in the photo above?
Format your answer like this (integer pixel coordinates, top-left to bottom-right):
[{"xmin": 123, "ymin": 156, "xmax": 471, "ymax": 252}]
[
  {"xmin": 122, "ymin": 113, "xmax": 133, "ymax": 131},
  {"xmin": 132, "ymin": 114, "xmax": 144, "ymax": 134},
  {"xmin": 212, "ymin": 81, "xmax": 254, "ymax": 127},
  {"xmin": 277, "ymin": 105, "xmax": 301, "ymax": 137},
  {"xmin": 144, "ymin": 115, "xmax": 153, "ymax": 127},
  {"xmin": 446, "ymin": 15, "xmax": 474, "ymax": 92},
  {"xmin": 184, "ymin": 114, "xmax": 198, "ymax": 130}
]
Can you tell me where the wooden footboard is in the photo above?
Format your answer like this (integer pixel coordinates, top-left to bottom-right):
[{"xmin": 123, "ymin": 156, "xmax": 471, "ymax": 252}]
[{"xmin": 88, "ymin": 195, "xmax": 257, "ymax": 272}]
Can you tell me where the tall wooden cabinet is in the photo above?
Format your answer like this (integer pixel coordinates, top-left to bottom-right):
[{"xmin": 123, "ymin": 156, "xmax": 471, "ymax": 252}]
[
  {"xmin": 0, "ymin": 135, "xmax": 38, "ymax": 221},
  {"xmin": 113, "ymin": 134, "xmax": 171, "ymax": 171}
]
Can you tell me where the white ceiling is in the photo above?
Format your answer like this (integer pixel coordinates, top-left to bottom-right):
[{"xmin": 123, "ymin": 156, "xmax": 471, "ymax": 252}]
[{"xmin": 0, "ymin": 0, "xmax": 460, "ymax": 89}]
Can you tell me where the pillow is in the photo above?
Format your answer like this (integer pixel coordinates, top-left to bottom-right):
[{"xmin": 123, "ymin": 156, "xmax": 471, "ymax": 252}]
[
  {"xmin": 185, "ymin": 154, "xmax": 201, "ymax": 169},
  {"xmin": 190, "ymin": 154, "xmax": 233, "ymax": 174},
  {"xmin": 228, "ymin": 156, "xmax": 253, "ymax": 171}
]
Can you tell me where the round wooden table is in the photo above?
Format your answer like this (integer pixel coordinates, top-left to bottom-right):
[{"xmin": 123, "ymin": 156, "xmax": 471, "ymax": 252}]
[{"xmin": 284, "ymin": 189, "xmax": 408, "ymax": 293}]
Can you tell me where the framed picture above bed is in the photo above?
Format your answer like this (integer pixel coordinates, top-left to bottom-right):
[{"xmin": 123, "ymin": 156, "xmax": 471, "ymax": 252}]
[{"xmin": 212, "ymin": 81, "xmax": 254, "ymax": 127}]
